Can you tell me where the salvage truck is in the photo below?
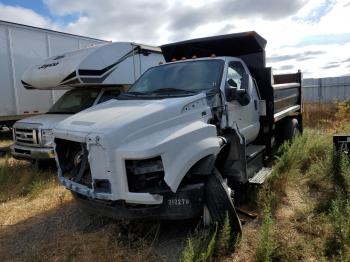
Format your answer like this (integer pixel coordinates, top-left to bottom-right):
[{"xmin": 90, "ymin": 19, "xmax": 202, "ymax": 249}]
[
  {"xmin": 53, "ymin": 32, "xmax": 302, "ymax": 232},
  {"xmin": 10, "ymin": 42, "xmax": 163, "ymax": 165}
]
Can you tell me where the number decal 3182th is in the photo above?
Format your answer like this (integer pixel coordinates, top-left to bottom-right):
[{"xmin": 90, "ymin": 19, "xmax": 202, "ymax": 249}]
[{"xmin": 168, "ymin": 198, "xmax": 190, "ymax": 206}]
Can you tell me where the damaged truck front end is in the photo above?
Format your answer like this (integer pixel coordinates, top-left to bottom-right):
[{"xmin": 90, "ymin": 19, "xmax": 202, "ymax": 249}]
[{"xmin": 54, "ymin": 93, "xmax": 221, "ymax": 221}]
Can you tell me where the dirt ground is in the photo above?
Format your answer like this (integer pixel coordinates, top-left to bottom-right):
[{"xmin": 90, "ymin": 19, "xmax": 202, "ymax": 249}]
[{"xmin": 0, "ymin": 179, "xmax": 194, "ymax": 261}]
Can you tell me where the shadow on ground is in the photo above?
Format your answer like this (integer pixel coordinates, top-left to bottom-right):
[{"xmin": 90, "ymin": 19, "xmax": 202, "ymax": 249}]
[{"xmin": 0, "ymin": 199, "xmax": 196, "ymax": 261}]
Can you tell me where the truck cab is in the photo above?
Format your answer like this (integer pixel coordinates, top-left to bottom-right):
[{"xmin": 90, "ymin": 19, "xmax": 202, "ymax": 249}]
[
  {"xmin": 53, "ymin": 32, "xmax": 302, "ymax": 232},
  {"xmin": 10, "ymin": 42, "xmax": 164, "ymax": 164}
]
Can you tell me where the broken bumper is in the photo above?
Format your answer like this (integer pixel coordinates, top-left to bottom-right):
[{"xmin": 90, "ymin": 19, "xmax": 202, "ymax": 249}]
[{"xmin": 73, "ymin": 183, "xmax": 205, "ymax": 220}]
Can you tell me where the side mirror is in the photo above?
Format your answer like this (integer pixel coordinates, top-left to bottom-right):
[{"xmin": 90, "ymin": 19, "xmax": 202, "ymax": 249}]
[
  {"xmin": 226, "ymin": 74, "xmax": 251, "ymax": 106},
  {"xmin": 227, "ymin": 79, "xmax": 246, "ymax": 102},
  {"xmin": 228, "ymin": 78, "xmax": 237, "ymax": 88},
  {"xmin": 226, "ymin": 79, "xmax": 238, "ymax": 101}
]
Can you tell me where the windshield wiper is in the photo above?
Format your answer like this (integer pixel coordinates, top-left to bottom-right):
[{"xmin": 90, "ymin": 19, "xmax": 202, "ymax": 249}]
[
  {"xmin": 46, "ymin": 111, "xmax": 75, "ymax": 114},
  {"xmin": 149, "ymin": 88, "xmax": 196, "ymax": 94},
  {"xmin": 124, "ymin": 91, "xmax": 148, "ymax": 96}
]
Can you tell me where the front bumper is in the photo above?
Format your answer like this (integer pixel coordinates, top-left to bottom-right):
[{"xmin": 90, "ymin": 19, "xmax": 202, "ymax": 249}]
[
  {"xmin": 10, "ymin": 144, "xmax": 55, "ymax": 161},
  {"xmin": 73, "ymin": 183, "xmax": 205, "ymax": 220}
]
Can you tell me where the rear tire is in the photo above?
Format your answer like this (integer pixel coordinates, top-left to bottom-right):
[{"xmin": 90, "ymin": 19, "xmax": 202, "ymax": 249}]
[{"xmin": 205, "ymin": 168, "xmax": 242, "ymax": 234}]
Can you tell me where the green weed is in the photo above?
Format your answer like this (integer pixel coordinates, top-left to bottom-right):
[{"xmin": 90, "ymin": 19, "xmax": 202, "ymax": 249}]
[
  {"xmin": 180, "ymin": 226, "xmax": 217, "ymax": 262},
  {"xmin": 216, "ymin": 212, "xmax": 231, "ymax": 256},
  {"xmin": 255, "ymin": 189, "xmax": 275, "ymax": 262}
]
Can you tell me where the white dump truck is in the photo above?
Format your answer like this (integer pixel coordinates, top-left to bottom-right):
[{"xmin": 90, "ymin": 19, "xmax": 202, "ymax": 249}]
[
  {"xmin": 53, "ymin": 32, "xmax": 302, "ymax": 232},
  {"xmin": 0, "ymin": 20, "xmax": 107, "ymax": 128},
  {"xmin": 10, "ymin": 42, "xmax": 164, "ymax": 165}
]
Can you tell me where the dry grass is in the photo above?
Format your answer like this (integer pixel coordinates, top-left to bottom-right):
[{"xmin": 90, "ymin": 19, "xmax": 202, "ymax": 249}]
[
  {"xmin": 0, "ymin": 139, "xmax": 12, "ymax": 148},
  {"xmin": 303, "ymin": 101, "xmax": 350, "ymax": 132},
  {"xmin": 0, "ymin": 157, "xmax": 55, "ymax": 202},
  {"xmin": 303, "ymin": 102, "xmax": 337, "ymax": 129}
]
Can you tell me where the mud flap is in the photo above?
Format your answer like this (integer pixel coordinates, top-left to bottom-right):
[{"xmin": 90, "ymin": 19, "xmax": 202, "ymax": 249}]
[{"xmin": 205, "ymin": 169, "xmax": 242, "ymax": 235}]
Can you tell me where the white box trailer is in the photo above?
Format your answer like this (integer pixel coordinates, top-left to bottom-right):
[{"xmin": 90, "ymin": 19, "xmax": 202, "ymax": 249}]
[{"xmin": 0, "ymin": 20, "xmax": 107, "ymax": 127}]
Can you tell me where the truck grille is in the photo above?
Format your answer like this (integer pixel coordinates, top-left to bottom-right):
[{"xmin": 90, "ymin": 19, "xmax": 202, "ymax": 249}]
[
  {"xmin": 55, "ymin": 138, "xmax": 92, "ymax": 188},
  {"xmin": 14, "ymin": 128, "xmax": 39, "ymax": 146}
]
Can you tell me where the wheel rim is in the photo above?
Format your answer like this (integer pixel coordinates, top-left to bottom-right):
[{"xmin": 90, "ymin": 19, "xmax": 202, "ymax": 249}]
[{"xmin": 202, "ymin": 204, "xmax": 211, "ymax": 227}]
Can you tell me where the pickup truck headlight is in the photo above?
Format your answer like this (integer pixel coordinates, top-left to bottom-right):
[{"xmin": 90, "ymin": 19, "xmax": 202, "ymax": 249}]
[{"xmin": 41, "ymin": 129, "xmax": 54, "ymax": 146}]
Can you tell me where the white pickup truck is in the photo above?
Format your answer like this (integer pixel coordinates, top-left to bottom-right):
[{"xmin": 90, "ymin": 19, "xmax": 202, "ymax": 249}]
[
  {"xmin": 53, "ymin": 32, "xmax": 302, "ymax": 232},
  {"xmin": 11, "ymin": 42, "xmax": 164, "ymax": 165}
]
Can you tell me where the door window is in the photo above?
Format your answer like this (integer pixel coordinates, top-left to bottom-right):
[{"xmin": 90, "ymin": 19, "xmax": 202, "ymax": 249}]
[{"xmin": 226, "ymin": 62, "xmax": 245, "ymax": 89}]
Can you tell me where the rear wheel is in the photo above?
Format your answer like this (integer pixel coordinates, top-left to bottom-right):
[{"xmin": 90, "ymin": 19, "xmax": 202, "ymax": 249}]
[{"xmin": 205, "ymin": 168, "xmax": 242, "ymax": 234}]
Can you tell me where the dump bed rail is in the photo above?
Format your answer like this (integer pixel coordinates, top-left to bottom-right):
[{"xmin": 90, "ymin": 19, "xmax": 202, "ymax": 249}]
[{"xmin": 272, "ymin": 74, "xmax": 302, "ymax": 121}]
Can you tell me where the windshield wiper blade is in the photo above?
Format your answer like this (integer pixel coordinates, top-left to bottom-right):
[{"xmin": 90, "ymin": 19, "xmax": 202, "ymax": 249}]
[
  {"xmin": 124, "ymin": 91, "xmax": 148, "ymax": 96},
  {"xmin": 47, "ymin": 111, "xmax": 74, "ymax": 114},
  {"xmin": 149, "ymin": 88, "xmax": 196, "ymax": 94}
]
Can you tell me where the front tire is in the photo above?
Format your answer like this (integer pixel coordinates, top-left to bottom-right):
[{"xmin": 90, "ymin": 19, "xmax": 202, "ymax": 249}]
[{"xmin": 205, "ymin": 169, "xmax": 242, "ymax": 234}]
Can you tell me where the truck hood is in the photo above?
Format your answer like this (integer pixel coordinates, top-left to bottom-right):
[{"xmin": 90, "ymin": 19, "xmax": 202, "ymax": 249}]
[
  {"xmin": 55, "ymin": 93, "xmax": 208, "ymax": 138},
  {"xmin": 15, "ymin": 114, "xmax": 72, "ymax": 129}
]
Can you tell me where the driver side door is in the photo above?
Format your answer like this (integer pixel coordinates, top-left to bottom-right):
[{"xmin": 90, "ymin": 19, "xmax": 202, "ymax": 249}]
[{"xmin": 225, "ymin": 61, "xmax": 260, "ymax": 143}]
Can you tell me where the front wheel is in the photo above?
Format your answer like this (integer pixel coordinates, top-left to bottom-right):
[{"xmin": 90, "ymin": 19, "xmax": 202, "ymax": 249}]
[{"xmin": 205, "ymin": 169, "xmax": 242, "ymax": 234}]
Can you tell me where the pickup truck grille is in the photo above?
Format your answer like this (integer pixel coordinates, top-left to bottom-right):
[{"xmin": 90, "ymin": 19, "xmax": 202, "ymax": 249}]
[{"xmin": 14, "ymin": 128, "xmax": 39, "ymax": 146}]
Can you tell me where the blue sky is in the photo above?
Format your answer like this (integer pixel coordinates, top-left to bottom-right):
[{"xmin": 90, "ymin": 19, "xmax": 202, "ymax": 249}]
[
  {"xmin": 0, "ymin": 0, "xmax": 349, "ymax": 77},
  {"xmin": 1, "ymin": 0, "xmax": 48, "ymax": 16},
  {"xmin": 0, "ymin": 0, "xmax": 79, "ymax": 24}
]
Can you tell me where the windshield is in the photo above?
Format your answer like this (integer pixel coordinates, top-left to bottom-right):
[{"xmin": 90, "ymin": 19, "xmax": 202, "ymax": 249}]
[
  {"xmin": 48, "ymin": 89, "xmax": 100, "ymax": 114},
  {"xmin": 126, "ymin": 60, "xmax": 224, "ymax": 96}
]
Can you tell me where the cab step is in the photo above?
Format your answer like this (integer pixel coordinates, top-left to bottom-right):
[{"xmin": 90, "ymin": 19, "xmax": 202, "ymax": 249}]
[
  {"xmin": 246, "ymin": 145, "xmax": 265, "ymax": 160},
  {"xmin": 248, "ymin": 167, "xmax": 272, "ymax": 184},
  {"xmin": 246, "ymin": 144, "xmax": 265, "ymax": 179}
]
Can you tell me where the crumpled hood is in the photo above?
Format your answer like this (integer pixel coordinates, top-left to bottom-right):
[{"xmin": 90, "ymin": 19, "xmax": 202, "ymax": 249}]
[
  {"xmin": 15, "ymin": 114, "xmax": 71, "ymax": 129},
  {"xmin": 54, "ymin": 93, "xmax": 207, "ymax": 138}
]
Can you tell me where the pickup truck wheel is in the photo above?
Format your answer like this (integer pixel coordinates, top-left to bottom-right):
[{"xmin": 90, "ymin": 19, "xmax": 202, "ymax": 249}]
[
  {"xmin": 205, "ymin": 169, "xmax": 242, "ymax": 234},
  {"xmin": 283, "ymin": 118, "xmax": 300, "ymax": 141}
]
